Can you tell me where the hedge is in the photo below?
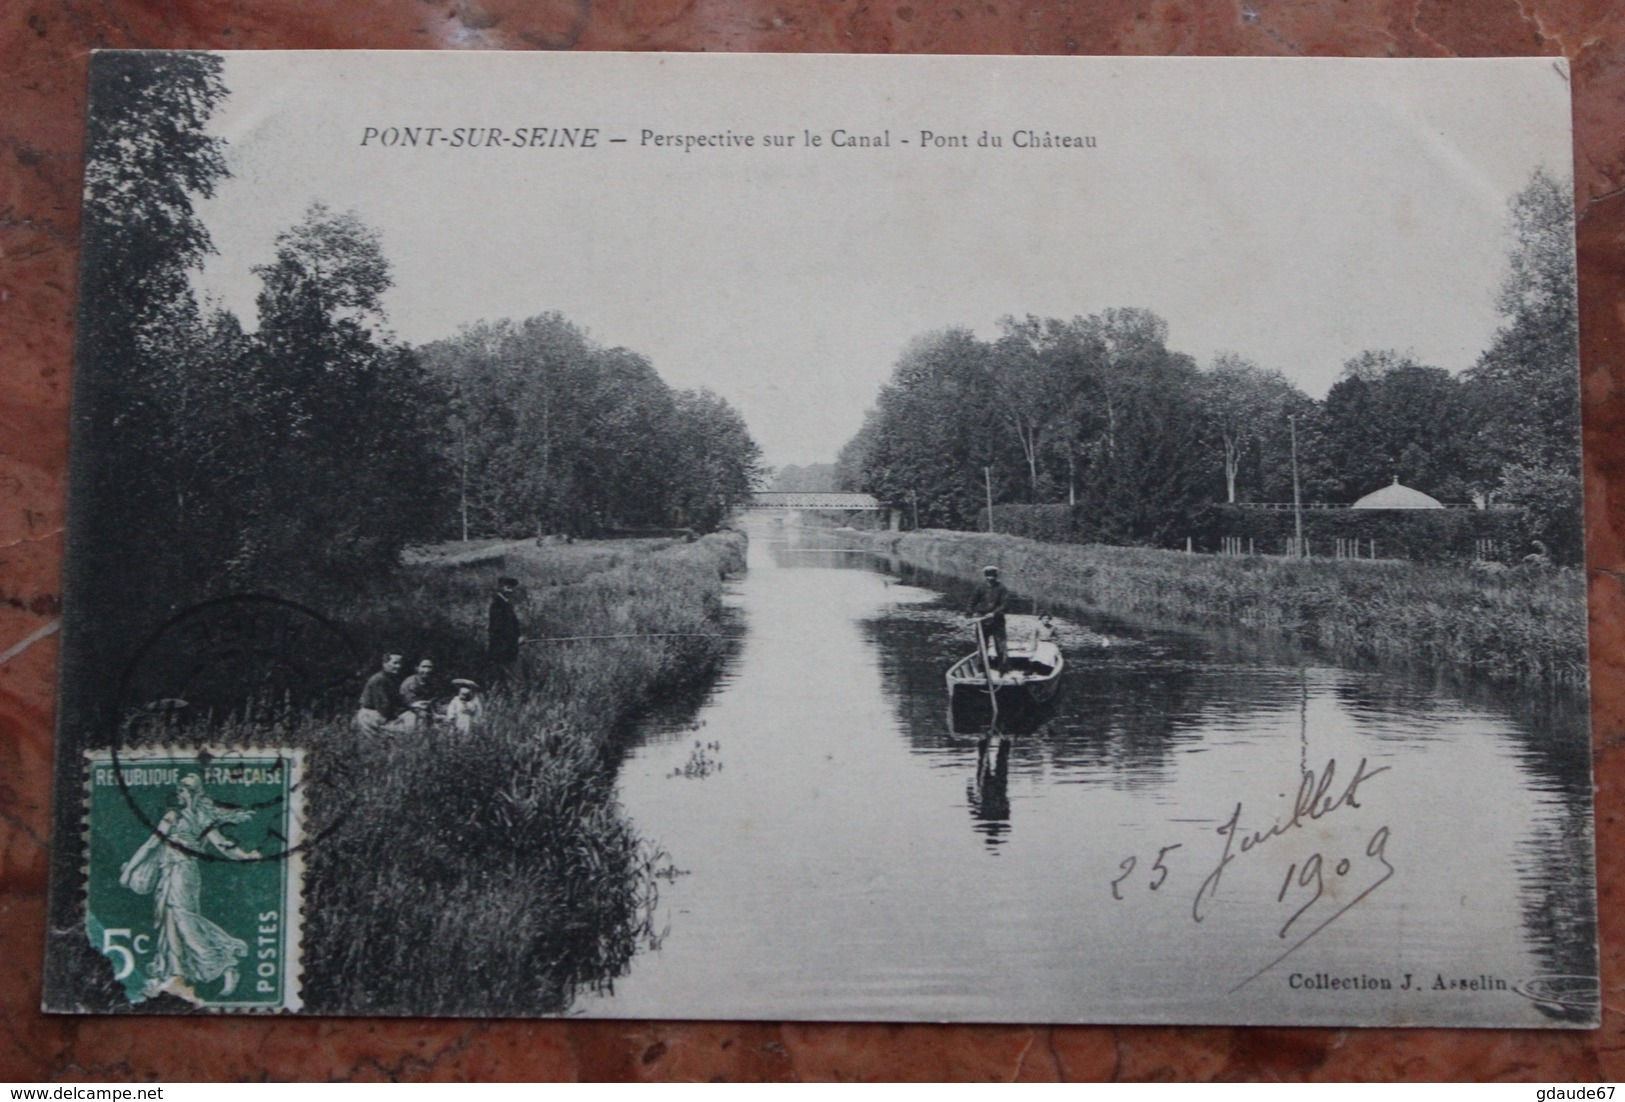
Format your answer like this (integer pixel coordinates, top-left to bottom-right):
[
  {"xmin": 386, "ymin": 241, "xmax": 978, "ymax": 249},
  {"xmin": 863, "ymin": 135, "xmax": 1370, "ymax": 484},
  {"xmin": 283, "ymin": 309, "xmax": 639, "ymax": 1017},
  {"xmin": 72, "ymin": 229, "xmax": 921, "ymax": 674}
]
[{"xmin": 982, "ymin": 502, "xmax": 1550, "ymax": 564}]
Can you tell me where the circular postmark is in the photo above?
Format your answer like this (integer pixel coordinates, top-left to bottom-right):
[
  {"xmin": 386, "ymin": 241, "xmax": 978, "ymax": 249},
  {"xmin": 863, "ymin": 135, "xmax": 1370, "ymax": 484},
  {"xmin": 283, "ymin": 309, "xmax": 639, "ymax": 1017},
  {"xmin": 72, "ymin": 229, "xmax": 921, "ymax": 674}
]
[{"xmin": 108, "ymin": 593, "xmax": 363, "ymax": 863}]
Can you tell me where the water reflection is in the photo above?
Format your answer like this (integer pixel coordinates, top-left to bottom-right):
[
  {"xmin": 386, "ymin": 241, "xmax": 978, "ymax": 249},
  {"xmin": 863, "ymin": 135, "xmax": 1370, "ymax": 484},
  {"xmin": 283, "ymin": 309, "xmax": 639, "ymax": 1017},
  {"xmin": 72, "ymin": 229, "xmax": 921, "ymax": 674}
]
[
  {"xmin": 594, "ymin": 519, "xmax": 1595, "ymax": 1025},
  {"xmin": 945, "ymin": 700, "xmax": 1064, "ymax": 848},
  {"xmin": 968, "ymin": 734, "xmax": 1012, "ymax": 846}
]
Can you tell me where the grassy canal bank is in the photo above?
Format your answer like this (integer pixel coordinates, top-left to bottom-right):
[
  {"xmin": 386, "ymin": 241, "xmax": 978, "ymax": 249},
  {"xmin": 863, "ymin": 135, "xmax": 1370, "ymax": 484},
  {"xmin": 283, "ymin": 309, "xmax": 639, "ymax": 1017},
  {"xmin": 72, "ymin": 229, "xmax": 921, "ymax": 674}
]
[
  {"xmin": 863, "ymin": 529, "xmax": 1587, "ymax": 687},
  {"xmin": 55, "ymin": 532, "xmax": 746, "ymax": 1014},
  {"xmin": 295, "ymin": 531, "xmax": 747, "ymax": 1014}
]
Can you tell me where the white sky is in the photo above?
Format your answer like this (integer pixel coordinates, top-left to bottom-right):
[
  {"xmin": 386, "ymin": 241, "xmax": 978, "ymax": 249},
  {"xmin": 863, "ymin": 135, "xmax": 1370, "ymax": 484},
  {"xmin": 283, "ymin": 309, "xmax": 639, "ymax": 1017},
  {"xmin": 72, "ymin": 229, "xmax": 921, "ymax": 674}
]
[{"xmin": 191, "ymin": 53, "xmax": 1574, "ymax": 469}]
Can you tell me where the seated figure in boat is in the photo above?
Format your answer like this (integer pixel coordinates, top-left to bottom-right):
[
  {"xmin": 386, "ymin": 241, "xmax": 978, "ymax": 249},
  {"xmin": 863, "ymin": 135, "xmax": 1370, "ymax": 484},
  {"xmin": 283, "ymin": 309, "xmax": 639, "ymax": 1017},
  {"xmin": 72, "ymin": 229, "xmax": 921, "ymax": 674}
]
[{"xmin": 966, "ymin": 565, "xmax": 1010, "ymax": 673}]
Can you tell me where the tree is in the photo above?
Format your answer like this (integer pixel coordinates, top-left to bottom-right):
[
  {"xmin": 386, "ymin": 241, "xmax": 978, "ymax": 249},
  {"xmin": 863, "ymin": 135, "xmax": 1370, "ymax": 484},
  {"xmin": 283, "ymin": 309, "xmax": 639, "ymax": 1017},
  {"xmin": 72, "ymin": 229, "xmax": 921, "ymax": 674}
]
[
  {"xmin": 835, "ymin": 411, "xmax": 882, "ymax": 494},
  {"xmin": 423, "ymin": 317, "xmax": 760, "ymax": 536},
  {"xmin": 256, "ymin": 205, "xmax": 392, "ymax": 333},
  {"xmin": 243, "ymin": 204, "xmax": 448, "ymax": 580},
  {"xmin": 1338, "ymin": 349, "xmax": 1414, "ymax": 383},
  {"xmin": 838, "ymin": 308, "xmax": 1218, "ymax": 542},
  {"xmin": 990, "ymin": 317, "xmax": 1090, "ymax": 501},
  {"xmin": 1498, "ymin": 462, "xmax": 1582, "ymax": 563},
  {"xmin": 137, "ymin": 304, "xmax": 261, "ymax": 580},
  {"xmin": 1081, "ymin": 366, "xmax": 1211, "ymax": 544},
  {"xmin": 666, "ymin": 389, "xmax": 764, "ymax": 530},
  {"xmin": 1079, "ymin": 307, "xmax": 1174, "ymax": 459},
  {"xmin": 1198, "ymin": 354, "xmax": 1303, "ymax": 503},
  {"xmin": 1453, "ymin": 168, "xmax": 1583, "ymax": 561},
  {"xmin": 69, "ymin": 52, "xmax": 232, "ymax": 666},
  {"xmin": 1015, "ymin": 308, "xmax": 1185, "ymax": 514},
  {"xmin": 578, "ymin": 348, "xmax": 681, "ymax": 529},
  {"xmin": 1463, "ymin": 169, "xmax": 1581, "ymax": 526},
  {"xmin": 78, "ymin": 52, "xmax": 229, "ymax": 365},
  {"xmin": 841, "ymin": 329, "xmax": 1002, "ymax": 529},
  {"xmin": 1315, "ymin": 353, "xmax": 1473, "ymax": 502},
  {"xmin": 422, "ymin": 315, "xmax": 594, "ymax": 536},
  {"xmin": 1017, "ymin": 308, "xmax": 1212, "ymax": 542},
  {"xmin": 1496, "ymin": 167, "xmax": 1577, "ymax": 331}
]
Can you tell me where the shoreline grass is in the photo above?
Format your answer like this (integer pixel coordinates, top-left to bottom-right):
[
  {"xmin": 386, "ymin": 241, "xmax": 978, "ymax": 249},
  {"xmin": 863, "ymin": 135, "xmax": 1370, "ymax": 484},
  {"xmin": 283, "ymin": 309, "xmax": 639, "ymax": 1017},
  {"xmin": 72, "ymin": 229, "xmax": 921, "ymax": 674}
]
[
  {"xmin": 305, "ymin": 530, "xmax": 747, "ymax": 1014},
  {"xmin": 89, "ymin": 531, "xmax": 748, "ymax": 1016},
  {"xmin": 864, "ymin": 529, "xmax": 1587, "ymax": 686}
]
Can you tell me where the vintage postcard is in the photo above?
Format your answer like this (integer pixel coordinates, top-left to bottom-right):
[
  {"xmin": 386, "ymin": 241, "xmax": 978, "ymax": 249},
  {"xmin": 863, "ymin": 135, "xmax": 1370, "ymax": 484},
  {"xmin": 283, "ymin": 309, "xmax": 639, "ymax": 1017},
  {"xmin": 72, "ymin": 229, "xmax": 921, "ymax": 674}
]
[{"xmin": 45, "ymin": 51, "xmax": 1594, "ymax": 1025}]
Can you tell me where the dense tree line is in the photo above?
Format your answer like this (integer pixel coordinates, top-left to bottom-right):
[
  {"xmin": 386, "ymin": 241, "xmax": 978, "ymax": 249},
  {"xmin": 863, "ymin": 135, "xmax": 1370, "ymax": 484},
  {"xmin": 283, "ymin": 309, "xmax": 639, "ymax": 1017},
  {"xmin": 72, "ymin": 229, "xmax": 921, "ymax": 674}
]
[
  {"xmin": 422, "ymin": 319, "xmax": 761, "ymax": 537},
  {"xmin": 68, "ymin": 53, "xmax": 761, "ymax": 630},
  {"xmin": 836, "ymin": 169, "xmax": 1581, "ymax": 560},
  {"xmin": 70, "ymin": 53, "xmax": 230, "ymax": 624}
]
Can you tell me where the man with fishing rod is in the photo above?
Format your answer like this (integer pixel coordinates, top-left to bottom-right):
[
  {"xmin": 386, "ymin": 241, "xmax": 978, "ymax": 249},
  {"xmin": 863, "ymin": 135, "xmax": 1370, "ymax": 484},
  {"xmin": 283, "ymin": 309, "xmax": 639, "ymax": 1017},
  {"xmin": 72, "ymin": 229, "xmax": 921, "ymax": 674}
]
[{"xmin": 488, "ymin": 575, "xmax": 523, "ymax": 682}]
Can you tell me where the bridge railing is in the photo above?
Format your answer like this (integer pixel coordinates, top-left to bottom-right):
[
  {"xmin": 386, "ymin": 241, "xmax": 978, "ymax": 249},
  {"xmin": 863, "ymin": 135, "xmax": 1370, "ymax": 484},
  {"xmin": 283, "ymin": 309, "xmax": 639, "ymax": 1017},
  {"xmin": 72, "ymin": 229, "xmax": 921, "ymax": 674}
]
[{"xmin": 745, "ymin": 492, "xmax": 884, "ymax": 510}]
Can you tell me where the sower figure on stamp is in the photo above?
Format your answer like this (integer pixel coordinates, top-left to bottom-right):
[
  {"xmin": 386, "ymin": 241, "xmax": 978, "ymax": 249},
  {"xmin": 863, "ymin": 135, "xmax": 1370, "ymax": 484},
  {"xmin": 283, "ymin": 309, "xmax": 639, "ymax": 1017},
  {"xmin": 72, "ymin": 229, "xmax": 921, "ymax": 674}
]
[
  {"xmin": 488, "ymin": 576, "xmax": 523, "ymax": 682},
  {"xmin": 355, "ymin": 652, "xmax": 417, "ymax": 734},
  {"xmin": 118, "ymin": 774, "xmax": 259, "ymax": 1005},
  {"xmin": 966, "ymin": 564, "xmax": 1010, "ymax": 674}
]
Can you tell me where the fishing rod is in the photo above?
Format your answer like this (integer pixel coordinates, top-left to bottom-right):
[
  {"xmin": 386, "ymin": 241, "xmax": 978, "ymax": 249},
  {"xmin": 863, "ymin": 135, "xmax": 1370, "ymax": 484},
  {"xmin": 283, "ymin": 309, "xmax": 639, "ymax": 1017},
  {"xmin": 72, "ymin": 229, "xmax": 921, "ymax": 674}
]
[{"xmin": 518, "ymin": 633, "xmax": 731, "ymax": 645}]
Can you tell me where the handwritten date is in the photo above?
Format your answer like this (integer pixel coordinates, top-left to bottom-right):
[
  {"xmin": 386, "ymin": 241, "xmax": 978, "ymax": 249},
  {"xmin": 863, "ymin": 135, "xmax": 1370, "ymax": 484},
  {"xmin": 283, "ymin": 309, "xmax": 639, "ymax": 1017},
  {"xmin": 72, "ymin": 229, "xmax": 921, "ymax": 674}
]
[
  {"xmin": 1110, "ymin": 843, "xmax": 1182, "ymax": 900},
  {"xmin": 1109, "ymin": 756, "xmax": 1395, "ymax": 984},
  {"xmin": 1276, "ymin": 825, "xmax": 1393, "ymax": 939}
]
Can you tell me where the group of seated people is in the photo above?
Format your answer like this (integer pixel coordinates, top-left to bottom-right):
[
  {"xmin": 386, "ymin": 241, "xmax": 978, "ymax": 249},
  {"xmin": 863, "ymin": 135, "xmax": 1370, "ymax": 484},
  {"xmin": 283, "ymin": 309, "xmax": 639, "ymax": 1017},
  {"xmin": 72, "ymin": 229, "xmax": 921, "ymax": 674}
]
[{"xmin": 355, "ymin": 653, "xmax": 484, "ymax": 735}]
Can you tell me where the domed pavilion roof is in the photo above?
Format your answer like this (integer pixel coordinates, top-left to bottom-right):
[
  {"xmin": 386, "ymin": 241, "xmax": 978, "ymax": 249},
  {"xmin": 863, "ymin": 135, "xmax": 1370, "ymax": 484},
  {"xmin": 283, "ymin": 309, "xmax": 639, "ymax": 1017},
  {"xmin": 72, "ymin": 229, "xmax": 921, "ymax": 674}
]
[{"xmin": 1350, "ymin": 477, "xmax": 1444, "ymax": 510}]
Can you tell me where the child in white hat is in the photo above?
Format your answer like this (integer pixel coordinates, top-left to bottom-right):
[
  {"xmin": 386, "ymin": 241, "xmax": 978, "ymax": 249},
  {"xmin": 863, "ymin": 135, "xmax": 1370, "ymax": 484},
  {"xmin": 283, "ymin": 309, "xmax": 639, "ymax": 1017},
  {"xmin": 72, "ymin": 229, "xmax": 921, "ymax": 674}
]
[{"xmin": 445, "ymin": 679, "xmax": 484, "ymax": 735}]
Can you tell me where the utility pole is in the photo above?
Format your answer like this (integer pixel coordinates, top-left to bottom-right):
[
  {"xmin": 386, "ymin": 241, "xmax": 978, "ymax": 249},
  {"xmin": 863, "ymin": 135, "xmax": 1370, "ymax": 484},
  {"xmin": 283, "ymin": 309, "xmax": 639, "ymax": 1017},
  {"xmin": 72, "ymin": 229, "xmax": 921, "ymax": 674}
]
[
  {"xmin": 1289, "ymin": 413, "xmax": 1303, "ymax": 557},
  {"xmin": 984, "ymin": 466, "xmax": 996, "ymax": 534},
  {"xmin": 459, "ymin": 417, "xmax": 470, "ymax": 542}
]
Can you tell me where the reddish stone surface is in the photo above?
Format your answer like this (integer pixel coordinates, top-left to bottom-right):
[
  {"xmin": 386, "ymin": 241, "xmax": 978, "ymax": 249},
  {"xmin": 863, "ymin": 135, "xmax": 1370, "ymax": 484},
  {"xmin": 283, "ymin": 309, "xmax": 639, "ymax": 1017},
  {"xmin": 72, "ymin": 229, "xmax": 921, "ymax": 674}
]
[{"xmin": 3, "ymin": 0, "xmax": 1624, "ymax": 1082}]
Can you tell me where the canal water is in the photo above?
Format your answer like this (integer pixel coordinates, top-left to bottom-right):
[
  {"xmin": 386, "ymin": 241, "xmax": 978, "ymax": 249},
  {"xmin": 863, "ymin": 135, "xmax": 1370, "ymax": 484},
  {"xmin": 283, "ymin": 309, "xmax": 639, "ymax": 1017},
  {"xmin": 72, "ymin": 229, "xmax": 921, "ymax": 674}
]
[{"xmin": 586, "ymin": 517, "xmax": 1595, "ymax": 1026}]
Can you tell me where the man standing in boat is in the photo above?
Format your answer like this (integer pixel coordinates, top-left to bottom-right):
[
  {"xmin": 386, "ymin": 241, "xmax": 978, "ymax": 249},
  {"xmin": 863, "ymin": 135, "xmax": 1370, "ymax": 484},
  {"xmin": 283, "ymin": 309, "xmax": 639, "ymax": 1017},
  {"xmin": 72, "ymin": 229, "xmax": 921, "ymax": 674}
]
[{"xmin": 967, "ymin": 565, "xmax": 1010, "ymax": 673}]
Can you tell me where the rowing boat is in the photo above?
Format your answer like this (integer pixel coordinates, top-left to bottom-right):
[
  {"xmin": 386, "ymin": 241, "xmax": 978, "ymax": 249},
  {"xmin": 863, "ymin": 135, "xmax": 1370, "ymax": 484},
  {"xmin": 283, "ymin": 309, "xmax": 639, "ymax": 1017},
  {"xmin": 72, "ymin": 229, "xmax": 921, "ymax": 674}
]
[{"xmin": 946, "ymin": 624, "xmax": 1064, "ymax": 706}]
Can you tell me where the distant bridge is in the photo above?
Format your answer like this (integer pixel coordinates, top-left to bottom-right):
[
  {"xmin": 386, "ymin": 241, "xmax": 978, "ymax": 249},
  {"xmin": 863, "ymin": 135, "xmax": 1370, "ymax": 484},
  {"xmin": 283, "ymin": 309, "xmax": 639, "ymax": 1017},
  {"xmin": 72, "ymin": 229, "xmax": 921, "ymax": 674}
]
[{"xmin": 743, "ymin": 491, "xmax": 885, "ymax": 511}]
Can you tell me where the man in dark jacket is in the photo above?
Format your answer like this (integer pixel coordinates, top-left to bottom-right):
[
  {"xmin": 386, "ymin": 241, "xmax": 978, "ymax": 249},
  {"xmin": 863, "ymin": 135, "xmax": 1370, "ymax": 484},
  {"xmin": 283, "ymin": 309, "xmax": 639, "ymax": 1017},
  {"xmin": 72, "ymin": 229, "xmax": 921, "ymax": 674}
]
[
  {"xmin": 356, "ymin": 653, "xmax": 415, "ymax": 733},
  {"xmin": 967, "ymin": 565, "xmax": 1010, "ymax": 673},
  {"xmin": 488, "ymin": 576, "xmax": 522, "ymax": 675}
]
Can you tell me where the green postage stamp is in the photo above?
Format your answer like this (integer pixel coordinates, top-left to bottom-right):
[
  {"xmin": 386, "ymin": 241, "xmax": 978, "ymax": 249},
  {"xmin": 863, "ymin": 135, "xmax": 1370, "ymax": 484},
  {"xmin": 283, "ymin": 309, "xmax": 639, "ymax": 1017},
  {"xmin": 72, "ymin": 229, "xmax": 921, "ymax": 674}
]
[{"xmin": 84, "ymin": 749, "xmax": 305, "ymax": 1011}]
